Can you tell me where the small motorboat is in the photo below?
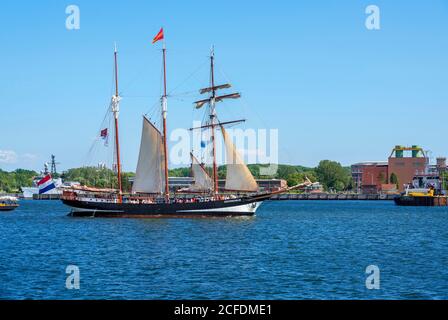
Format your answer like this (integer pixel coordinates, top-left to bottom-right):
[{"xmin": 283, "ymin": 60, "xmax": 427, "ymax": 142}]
[{"xmin": 0, "ymin": 196, "xmax": 19, "ymax": 211}]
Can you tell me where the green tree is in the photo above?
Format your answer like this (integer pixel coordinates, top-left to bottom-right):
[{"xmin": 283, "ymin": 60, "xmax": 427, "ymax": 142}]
[
  {"xmin": 346, "ymin": 177, "xmax": 355, "ymax": 191},
  {"xmin": 276, "ymin": 165, "xmax": 299, "ymax": 179},
  {"xmin": 390, "ymin": 173, "xmax": 399, "ymax": 187},
  {"xmin": 0, "ymin": 169, "xmax": 38, "ymax": 193},
  {"xmin": 62, "ymin": 166, "xmax": 135, "ymax": 192},
  {"xmin": 315, "ymin": 160, "xmax": 351, "ymax": 192},
  {"xmin": 286, "ymin": 173, "xmax": 305, "ymax": 187},
  {"xmin": 168, "ymin": 167, "xmax": 191, "ymax": 177},
  {"xmin": 121, "ymin": 172, "xmax": 135, "ymax": 192},
  {"xmin": 441, "ymin": 171, "xmax": 448, "ymax": 191}
]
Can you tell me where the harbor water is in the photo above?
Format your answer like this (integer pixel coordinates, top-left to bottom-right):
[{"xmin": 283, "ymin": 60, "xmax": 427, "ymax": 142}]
[{"xmin": 0, "ymin": 200, "xmax": 447, "ymax": 299}]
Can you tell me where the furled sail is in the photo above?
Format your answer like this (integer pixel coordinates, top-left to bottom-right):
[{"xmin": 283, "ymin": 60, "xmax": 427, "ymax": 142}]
[
  {"xmin": 132, "ymin": 117, "xmax": 165, "ymax": 194},
  {"xmin": 221, "ymin": 126, "xmax": 258, "ymax": 192},
  {"xmin": 199, "ymin": 83, "xmax": 232, "ymax": 94},
  {"xmin": 194, "ymin": 93, "xmax": 241, "ymax": 109},
  {"xmin": 189, "ymin": 153, "xmax": 213, "ymax": 192}
]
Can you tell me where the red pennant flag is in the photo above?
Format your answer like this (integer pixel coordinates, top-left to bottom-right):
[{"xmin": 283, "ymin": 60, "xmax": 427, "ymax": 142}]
[{"xmin": 152, "ymin": 28, "xmax": 164, "ymax": 44}]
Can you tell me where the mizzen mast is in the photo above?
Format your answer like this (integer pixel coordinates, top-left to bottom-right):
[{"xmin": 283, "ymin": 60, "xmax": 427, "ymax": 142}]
[
  {"xmin": 209, "ymin": 48, "xmax": 219, "ymax": 195},
  {"xmin": 194, "ymin": 47, "xmax": 242, "ymax": 195},
  {"xmin": 112, "ymin": 44, "xmax": 123, "ymax": 203}
]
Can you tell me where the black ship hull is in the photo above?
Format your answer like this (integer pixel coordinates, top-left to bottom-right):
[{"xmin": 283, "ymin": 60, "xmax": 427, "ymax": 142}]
[
  {"xmin": 0, "ymin": 205, "xmax": 19, "ymax": 212},
  {"xmin": 394, "ymin": 195, "xmax": 448, "ymax": 207},
  {"xmin": 62, "ymin": 194, "xmax": 273, "ymax": 218}
]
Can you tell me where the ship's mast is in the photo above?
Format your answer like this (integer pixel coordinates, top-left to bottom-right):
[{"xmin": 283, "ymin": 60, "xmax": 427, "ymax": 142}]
[
  {"xmin": 209, "ymin": 48, "xmax": 219, "ymax": 195},
  {"xmin": 192, "ymin": 47, "xmax": 243, "ymax": 195},
  {"xmin": 162, "ymin": 42, "xmax": 170, "ymax": 202},
  {"xmin": 112, "ymin": 44, "xmax": 123, "ymax": 203}
]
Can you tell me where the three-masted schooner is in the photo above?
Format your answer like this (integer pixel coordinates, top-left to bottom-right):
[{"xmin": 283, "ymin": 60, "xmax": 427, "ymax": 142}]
[{"xmin": 61, "ymin": 30, "xmax": 302, "ymax": 218}]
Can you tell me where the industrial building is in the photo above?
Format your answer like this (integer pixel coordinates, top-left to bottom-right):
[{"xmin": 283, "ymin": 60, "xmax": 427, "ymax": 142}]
[
  {"xmin": 351, "ymin": 146, "xmax": 447, "ymax": 194},
  {"xmin": 388, "ymin": 146, "xmax": 428, "ymax": 192},
  {"xmin": 351, "ymin": 161, "xmax": 389, "ymax": 194}
]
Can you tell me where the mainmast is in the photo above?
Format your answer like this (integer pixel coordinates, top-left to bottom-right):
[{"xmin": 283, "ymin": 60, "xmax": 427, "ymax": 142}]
[
  {"xmin": 112, "ymin": 44, "xmax": 123, "ymax": 203},
  {"xmin": 161, "ymin": 42, "xmax": 170, "ymax": 202},
  {"xmin": 150, "ymin": 28, "xmax": 170, "ymax": 202}
]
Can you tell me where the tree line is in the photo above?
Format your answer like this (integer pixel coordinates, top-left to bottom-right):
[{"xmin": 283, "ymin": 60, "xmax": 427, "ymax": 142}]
[
  {"xmin": 170, "ymin": 161, "xmax": 353, "ymax": 191},
  {"xmin": 0, "ymin": 169, "xmax": 38, "ymax": 193},
  {"xmin": 0, "ymin": 160, "xmax": 354, "ymax": 193}
]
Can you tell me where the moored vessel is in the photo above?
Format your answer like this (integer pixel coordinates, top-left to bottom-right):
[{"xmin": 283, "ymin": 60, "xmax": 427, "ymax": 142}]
[
  {"xmin": 394, "ymin": 187, "xmax": 448, "ymax": 207},
  {"xmin": 0, "ymin": 196, "xmax": 19, "ymax": 211}
]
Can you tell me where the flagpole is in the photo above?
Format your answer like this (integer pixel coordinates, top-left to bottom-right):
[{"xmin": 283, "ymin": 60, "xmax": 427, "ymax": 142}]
[{"xmin": 161, "ymin": 32, "xmax": 170, "ymax": 203}]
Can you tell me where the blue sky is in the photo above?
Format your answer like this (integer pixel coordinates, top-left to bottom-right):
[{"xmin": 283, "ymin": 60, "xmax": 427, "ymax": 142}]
[{"xmin": 0, "ymin": 0, "xmax": 447, "ymax": 172}]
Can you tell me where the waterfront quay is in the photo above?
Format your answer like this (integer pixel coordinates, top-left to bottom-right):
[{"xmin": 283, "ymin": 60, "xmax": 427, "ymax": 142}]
[
  {"xmin": 32, "ymin": 194, "xmax": 61, "ymax": 200},
  {"xmin": 270, "ymin": 193, "xmax": 397, "ymax": 200}
]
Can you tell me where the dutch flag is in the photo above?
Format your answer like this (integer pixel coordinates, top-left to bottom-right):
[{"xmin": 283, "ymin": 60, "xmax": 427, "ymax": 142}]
[{"xmin": 38, "ymin": 174, "xmax": 56, "ymax": 194}]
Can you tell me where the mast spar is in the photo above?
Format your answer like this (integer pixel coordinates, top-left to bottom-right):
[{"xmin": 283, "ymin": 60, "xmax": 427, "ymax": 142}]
[{"xmin": 112, "ymin": 43, "xmax": 123, "ymax": 203}]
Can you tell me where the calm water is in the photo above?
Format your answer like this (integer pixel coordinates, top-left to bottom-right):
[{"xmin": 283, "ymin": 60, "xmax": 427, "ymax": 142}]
[{"xmin": 0, "ymin": 200, "xmax": 447, "ymax": 300}]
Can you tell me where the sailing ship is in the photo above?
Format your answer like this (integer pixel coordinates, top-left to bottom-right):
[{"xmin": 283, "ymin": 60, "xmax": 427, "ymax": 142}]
[{"xmin": 62, "ymin": 31, "xmax": 305, "ymax": 218}]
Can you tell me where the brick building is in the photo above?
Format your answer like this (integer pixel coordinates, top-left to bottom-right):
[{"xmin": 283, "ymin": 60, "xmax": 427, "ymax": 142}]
[
  {"xmin": 351, "ymin": 162, "xmax": 388, "ymax": 194},
  {"xmin": 388, "ymin": 146, "xmax": 428, "ymax": 192},
  {"xmin": 351, "ymin": 146, "xmax": 433, "ymax": 194}
]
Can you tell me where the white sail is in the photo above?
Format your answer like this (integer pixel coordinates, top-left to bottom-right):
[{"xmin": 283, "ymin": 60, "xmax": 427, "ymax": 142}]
[
  {"xmin": 221, "ymin": 126, "xmax": 258, "ymax": 192},
  {"xmin": 132, "ymin": 117, "xmax": 165, "ymax": 194},
  {"xmin": 190, "ymin": 153, "xmax": 213, "ymax": 192}
]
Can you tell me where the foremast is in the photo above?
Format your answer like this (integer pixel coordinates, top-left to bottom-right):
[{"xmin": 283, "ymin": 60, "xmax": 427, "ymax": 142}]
[{"xmin": 112, "ymin": 44, "xmax": 123, "ymax": 203}]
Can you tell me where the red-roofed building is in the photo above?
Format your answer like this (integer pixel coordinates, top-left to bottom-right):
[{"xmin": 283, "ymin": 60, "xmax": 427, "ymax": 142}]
[{"xmin": 351, "ymin": 162, "xmax": 388, "ymax": 194}]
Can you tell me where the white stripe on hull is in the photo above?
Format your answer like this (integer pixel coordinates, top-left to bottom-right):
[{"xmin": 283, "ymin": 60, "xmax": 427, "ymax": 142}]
[{"xmin": 177, "ymin": 201, "xmax": 262, "ymax": 214}]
